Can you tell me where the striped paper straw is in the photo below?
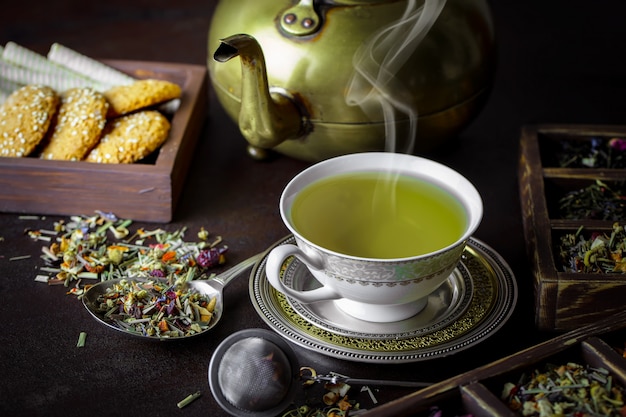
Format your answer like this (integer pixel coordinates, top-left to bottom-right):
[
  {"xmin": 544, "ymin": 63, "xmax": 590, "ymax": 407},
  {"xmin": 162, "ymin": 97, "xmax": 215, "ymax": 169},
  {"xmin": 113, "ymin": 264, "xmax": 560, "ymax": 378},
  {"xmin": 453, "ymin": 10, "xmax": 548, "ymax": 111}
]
[
  {"xmin": 0, "ymin": 73, "xmax": 22, "ymax": 92},
  {"xmin": 0, "ymin": 59, "xmax": 107, "ymax": 92},
  {"xmin": 47, "ymin": 43, "xmax": 135, "ymax": 87},
  {"xmin": 3, "ymin": 42, "xmax": 90, "ymax": 81},
  {"xmin": 159, "ymin": 98, "xmax": 181, "ymax": 114}
]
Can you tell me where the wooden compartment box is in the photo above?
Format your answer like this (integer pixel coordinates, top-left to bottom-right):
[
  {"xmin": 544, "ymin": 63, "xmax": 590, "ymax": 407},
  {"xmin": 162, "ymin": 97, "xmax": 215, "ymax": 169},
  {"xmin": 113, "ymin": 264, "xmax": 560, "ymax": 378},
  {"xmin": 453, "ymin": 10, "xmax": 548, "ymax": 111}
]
[
  {"xmin": 518, "ymin": 124, "xmax": 626, "ymax": 331},
  {"xmin": 359, "ymin": 309, "xmax": 626, "ymax": 417},
  {"xmin": 0, "ymin": 60, "xmax": 208, "ymax": 223}
]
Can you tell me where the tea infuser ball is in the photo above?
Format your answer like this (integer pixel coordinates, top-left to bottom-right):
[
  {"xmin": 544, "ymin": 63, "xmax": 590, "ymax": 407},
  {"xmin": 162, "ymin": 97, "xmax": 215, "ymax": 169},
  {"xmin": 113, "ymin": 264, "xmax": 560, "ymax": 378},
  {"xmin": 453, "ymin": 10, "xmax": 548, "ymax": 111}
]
[{"xmin": 208, "ymin": 329, "xmax": 300, "ymax": 417}]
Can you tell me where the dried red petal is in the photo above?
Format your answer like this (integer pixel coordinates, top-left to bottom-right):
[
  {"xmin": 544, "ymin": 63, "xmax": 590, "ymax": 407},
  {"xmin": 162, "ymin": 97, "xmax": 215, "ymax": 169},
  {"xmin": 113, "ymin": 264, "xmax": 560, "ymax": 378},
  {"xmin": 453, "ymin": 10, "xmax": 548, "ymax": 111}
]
[{"xmin": 196, "ymin": 247, "xmax": 228, "ymax": 268}]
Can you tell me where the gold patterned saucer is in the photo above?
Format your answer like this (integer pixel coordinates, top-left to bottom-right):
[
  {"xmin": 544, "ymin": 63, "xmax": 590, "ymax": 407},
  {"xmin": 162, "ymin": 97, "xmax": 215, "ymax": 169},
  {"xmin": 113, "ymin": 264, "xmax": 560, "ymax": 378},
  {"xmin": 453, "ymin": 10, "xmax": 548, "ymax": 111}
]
[
  {"xmin": 283, "ymin": 256, "xmax": 473, "ymax": 340},
  {"xmin": 249, "ymin": 235, "xmax": 517, "ymax": 363}
]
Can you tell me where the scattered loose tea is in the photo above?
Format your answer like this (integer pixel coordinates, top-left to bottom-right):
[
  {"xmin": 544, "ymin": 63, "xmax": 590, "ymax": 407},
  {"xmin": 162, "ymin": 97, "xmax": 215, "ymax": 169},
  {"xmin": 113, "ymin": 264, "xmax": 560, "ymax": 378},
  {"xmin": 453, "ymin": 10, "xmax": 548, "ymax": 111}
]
[
  {"xmin": 557, "ymin": 223, "xmax": 626, "ymax": 273},
  {"xmin": 281, "ymin": 367, "xmax": 360, "ymax": 417},
  {"xmin": 502, "ymin": 362, "xmax": 626, "ymax": 416},
  {"xmin": 28, "ymin": 212, "xmax": 228, "ymax": 291},
  {"xmin": 558, "ymin": 180, "xmax": 626, "ymax": 221}
]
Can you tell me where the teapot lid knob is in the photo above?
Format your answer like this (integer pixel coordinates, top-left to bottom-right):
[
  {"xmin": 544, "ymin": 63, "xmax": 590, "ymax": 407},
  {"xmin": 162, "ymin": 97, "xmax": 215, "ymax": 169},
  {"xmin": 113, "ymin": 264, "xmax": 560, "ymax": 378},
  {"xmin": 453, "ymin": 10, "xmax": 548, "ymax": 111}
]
[{"xmin": 280, "ymin": 0, "xmax": 321, "ymax": 36}]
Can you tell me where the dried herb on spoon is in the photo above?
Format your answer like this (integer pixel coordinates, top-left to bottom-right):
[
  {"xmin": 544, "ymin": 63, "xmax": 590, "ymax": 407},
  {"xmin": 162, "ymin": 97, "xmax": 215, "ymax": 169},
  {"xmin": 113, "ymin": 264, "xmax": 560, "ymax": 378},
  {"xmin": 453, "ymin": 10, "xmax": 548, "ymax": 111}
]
[{"xmin": 93, "ymin": 277, "xmax": 216, "ymax": 337}]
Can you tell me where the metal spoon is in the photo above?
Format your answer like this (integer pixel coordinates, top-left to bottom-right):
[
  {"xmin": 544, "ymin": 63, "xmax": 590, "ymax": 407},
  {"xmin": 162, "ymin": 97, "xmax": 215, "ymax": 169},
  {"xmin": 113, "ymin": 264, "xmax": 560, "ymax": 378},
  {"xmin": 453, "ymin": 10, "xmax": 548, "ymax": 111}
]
[
  {"xmin": 82, "ymin": 251, "xmax": 264, "ymax": 340},
  {"xmin": 301, "ymin": 372, "xmax": 431, "ymax": 388}
]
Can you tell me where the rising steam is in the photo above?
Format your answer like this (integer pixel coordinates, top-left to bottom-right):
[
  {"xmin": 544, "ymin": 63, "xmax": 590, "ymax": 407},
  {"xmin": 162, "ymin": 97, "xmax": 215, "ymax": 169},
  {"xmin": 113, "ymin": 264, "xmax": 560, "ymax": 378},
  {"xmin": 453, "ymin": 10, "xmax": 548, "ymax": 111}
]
[{"xmin": 345, "ymin": 0, "xmax": 447, "ymax": 154}]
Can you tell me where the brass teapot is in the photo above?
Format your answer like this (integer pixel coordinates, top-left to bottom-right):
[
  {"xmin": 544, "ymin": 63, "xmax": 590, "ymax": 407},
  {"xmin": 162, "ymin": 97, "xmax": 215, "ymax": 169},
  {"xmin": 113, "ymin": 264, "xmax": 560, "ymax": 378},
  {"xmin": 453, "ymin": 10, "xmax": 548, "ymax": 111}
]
[{"xmin": 208, "ymin": 0, "xmax": 495, "ymax": 161}]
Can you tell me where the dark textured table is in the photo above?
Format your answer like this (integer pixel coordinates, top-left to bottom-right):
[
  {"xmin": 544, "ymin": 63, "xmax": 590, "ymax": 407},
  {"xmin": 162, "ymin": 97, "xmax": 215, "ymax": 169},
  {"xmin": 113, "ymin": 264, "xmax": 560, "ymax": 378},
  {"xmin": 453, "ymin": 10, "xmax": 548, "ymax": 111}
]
[{"xmin": 2, "ymin": 1, "xmax": 626, "ymax": 416}]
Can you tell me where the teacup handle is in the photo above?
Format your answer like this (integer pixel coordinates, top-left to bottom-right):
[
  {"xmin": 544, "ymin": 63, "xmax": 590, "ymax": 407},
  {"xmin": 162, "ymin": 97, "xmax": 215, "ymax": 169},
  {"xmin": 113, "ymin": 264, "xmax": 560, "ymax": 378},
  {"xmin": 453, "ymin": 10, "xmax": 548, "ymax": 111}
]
[{"xmin": 266, "ymin": 244, "xmax": 341, "ymax": 303}]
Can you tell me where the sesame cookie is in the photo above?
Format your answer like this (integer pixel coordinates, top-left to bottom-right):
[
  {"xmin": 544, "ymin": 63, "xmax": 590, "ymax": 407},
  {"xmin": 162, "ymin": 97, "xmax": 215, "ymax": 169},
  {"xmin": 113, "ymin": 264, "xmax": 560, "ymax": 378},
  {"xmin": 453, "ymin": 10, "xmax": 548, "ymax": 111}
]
[
  {"xmin": 40, "ymin": 87, "xmax": 108, "ymax": 161},
  {"xmin": 85, "ymin": 110, "xmax": 170, "ymax": 164},
  {"xmin": 103, "ymin": 79, "xmax": 181, "ymax": 118},
  {"xmin": 0, "ymin": 84, "xmax": 59, "ymax": 157}
]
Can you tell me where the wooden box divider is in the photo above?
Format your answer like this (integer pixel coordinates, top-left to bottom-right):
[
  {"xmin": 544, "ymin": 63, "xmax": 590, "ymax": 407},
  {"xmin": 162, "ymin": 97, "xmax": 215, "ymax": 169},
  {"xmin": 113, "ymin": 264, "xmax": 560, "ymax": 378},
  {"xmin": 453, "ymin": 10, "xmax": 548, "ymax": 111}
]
[
  {"xmin": 358, "ymin": 309, "xmax": 626, "ymax": 417},
  {"xmin": 519, "ymin": 124, "xmax": 626, "ymax": 331}
]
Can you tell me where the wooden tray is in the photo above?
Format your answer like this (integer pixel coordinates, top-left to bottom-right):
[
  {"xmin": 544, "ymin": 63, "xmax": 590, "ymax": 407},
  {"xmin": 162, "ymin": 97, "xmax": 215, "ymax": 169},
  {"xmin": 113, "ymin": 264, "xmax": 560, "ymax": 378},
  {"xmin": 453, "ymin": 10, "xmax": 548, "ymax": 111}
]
[
  {"xmin": 358, "ymin": 309, "xmax": 626, "ymax": 417},
  {"xmin": 518, "ymin": 124, "xmax": 626, "ymax": 331},
  {"xmin": 0, "ymin": 60, "xmax": 208, "ymax": 223}
]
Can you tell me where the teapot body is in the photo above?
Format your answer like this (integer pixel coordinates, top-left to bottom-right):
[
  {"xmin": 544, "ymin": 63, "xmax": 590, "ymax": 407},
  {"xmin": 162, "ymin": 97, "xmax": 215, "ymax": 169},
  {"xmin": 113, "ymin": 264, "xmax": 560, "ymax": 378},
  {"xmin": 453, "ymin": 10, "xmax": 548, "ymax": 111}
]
[{"xmin": 208, "ymin": 0, "xmax": 495, "ymax": 161}]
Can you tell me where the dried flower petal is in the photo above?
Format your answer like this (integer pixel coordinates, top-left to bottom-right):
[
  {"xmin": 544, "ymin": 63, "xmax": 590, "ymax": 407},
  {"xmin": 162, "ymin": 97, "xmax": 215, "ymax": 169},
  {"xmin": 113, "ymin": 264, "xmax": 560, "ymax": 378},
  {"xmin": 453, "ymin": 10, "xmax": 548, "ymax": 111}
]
[
  {"xmin": 610, "ymin": 138, "xmax": 626, "ymax": 152},
  {"xmin": 196, "ymin": 247, "xmax": 228, "ymax": 268}
]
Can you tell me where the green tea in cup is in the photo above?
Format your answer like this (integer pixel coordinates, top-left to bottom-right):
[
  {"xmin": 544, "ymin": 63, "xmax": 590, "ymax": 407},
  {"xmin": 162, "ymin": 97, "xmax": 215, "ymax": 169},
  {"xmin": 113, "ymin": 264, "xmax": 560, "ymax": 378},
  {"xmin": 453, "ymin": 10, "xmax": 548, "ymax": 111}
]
[
  {"xmin": 266, "ymin": 152, "xmax": 483, "ymax": 323},
  {"xmin": 289, "ymin": 172, "xmax": 467, "ymax": 259}
]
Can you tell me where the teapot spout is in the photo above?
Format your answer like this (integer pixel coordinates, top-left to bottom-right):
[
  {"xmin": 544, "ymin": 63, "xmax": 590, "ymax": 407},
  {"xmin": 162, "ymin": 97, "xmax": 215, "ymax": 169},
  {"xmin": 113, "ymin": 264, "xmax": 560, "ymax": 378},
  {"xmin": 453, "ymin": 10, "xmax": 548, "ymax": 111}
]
[{"xmin": 214, "ymin": 34, "xmax": 307, "ymax": 158}]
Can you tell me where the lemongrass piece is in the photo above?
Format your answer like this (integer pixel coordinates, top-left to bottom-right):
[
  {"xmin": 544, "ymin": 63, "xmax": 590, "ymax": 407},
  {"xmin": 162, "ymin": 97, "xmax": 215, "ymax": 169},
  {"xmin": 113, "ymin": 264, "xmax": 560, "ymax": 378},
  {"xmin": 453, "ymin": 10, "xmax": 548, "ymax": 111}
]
[
  {"xmin": 34, "ymin": 275, "xmax": 50, "ymax": 283},
  {"xmin": 76, "ymin": 272, "xmax": 99, "ymax": 279},
  {"xmin": 37, "ymin": 229, "xmax": 59, "ymax": 236},
  {"xmin": 125, "ymin": 318, "xmax": 151, "ymax": 324},
  {"xmin": 30, "ymin": 234, "xmax": 52, "ymax": 242},
  {"xmin": 9, "ymin": 255, "xmax": 31, "ymax": 261},
  {"xmin": 177, "ymin": 391, "xmax": 201, "ymax": 409},
  {"xmin": 47, "ymin": 43, "xmax": 135, "ymax": 86},
  {"xmin": 76, "ymin": 332, "xmax": 87, "ymax": 347},
  {"xmin": 41, "ymin": 246, "xmax": 58, "ymax": 261},
  {"xmin": 3, "ymin": 42, "xmax": 90, "ymax": 81}
]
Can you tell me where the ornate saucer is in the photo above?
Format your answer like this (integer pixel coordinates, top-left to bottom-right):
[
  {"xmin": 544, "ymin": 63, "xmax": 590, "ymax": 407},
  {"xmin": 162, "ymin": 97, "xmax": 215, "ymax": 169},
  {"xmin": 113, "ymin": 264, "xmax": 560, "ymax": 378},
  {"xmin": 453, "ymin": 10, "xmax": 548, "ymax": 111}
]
[
  {"xmin": 249, "ymin": 235, "xmax": 517, "ymax": 364},
  {"xmin": 283, "ymin": 256, "xmax": 473, "ymax": 340}
]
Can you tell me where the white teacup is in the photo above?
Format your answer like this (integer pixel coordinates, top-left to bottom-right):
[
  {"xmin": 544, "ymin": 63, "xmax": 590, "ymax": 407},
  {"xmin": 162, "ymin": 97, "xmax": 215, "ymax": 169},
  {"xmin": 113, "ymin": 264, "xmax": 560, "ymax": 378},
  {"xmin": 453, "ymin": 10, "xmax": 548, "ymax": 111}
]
[{"xmin": 266, "ymin": 152, "xmax": 483, "ymax": 323}]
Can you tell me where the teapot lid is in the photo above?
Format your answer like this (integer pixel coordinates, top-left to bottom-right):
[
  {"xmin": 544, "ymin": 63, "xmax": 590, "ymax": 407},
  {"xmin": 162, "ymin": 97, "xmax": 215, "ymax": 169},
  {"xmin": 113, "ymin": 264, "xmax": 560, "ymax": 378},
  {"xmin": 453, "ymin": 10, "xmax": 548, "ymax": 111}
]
[{"xmin": 281, "ymin": 0, "xmax": 401, "ymax": 36}]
